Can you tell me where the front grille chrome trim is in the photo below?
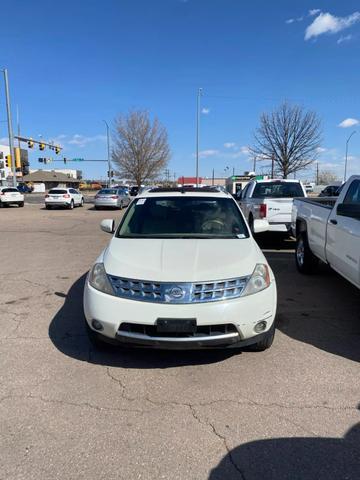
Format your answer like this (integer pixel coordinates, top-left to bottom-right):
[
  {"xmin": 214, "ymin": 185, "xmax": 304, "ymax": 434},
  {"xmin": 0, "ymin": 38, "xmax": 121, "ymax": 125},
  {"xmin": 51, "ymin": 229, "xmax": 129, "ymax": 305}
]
[{"xmin": 107, "ymin": 275, "xmax": 250, "ymax": 304}]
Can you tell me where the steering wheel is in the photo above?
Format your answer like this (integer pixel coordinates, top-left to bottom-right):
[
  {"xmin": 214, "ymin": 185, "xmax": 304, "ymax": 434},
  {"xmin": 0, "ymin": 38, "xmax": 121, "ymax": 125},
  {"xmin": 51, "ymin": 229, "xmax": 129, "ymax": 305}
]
[{"xmin": 201, "ymin": 219, "xmax": 225, "ymax": 233}]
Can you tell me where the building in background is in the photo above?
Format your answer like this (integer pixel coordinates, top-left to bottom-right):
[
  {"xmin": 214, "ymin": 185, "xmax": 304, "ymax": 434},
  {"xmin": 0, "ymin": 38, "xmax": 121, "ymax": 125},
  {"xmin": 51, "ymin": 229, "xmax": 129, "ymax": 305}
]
[
  {"xmin": 29, "ymin": 168, "xmax": 82, "ymax": 180},
  {"xmin": 22, "ymin": 170, "xmax": 80, "ymax": 190}
]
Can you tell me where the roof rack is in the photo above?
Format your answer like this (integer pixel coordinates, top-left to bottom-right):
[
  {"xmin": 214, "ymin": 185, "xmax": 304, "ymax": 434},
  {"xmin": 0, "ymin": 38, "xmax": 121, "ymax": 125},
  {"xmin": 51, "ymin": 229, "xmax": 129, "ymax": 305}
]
[{"xmin": 148, "ymin": 187, "xmax": 222, "ymax": 194}]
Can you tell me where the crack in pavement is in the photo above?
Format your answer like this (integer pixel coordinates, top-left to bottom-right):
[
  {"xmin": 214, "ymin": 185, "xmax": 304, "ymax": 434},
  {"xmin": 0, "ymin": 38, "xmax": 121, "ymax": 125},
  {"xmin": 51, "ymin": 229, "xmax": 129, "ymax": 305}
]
[
  {"xmin": 207, "ymin": 419, "xmax": 247, "ymax": 479},
  {"xmin": 0, "ymin": 393, "xmax": 148, "ymax": 415}
]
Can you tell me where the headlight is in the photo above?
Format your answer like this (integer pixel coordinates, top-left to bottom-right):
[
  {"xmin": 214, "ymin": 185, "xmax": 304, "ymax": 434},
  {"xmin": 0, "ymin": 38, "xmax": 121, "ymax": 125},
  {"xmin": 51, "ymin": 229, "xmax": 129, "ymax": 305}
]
[
  {"xmin": 242, "ymin": 263, "xmax": 270, "ymax": 297},
  {"xmin": 89, "ymin": 263, "xmax": 114, "ymax": 295}
]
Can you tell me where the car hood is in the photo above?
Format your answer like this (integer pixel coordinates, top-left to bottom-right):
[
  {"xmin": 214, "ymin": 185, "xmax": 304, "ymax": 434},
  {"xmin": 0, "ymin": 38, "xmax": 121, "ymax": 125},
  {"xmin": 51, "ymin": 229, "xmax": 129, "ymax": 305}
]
[{"xmin": 102, "ymin": 238, "xmax": 264, "ymax": 282}]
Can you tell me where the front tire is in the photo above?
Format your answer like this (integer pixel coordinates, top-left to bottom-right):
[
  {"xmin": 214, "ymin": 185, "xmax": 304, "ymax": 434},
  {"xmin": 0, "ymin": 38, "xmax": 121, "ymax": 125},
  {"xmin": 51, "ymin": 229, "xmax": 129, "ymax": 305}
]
[
  {"xmin": 250, "ymin": 323, "xmax": 275, "ymax": 351},
  {"xmin": 18, "ymin": 202, "xmax": 24, "ymax": 208},
  {"xmin": 80, "ymin": 198, "xmax": 84, "ymax": 207},
  {"xmin": 68, "ymin": 200, "xmax": 74, "ymax": 210},
  {"xmin": 295, "ymin": 232, "xmax": 318, "ymax": 274}
]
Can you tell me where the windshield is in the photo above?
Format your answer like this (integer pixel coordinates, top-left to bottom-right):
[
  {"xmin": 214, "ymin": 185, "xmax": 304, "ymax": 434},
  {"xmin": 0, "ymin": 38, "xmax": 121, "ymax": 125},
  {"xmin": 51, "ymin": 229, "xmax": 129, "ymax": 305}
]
[
  {"xmin": 98, "ymin": 189, "xmax": 118, "ymax": 195},
  {"xmin": 252, "ymin": 182, "xmax": 304, "ymax": 198},
  {"xmin": 117, "ymin": 196, "xmax": 248, "ymax": 239}
]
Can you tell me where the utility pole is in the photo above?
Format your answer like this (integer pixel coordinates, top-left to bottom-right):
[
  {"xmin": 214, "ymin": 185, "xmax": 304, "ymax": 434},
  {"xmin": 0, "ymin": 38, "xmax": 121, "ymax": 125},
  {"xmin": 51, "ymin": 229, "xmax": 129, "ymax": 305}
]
[
  {"xmin": 2, "ymin": 69, "xmax": 16, "ymax": 187},
  {"xmin": 212, "ymin": 168, "xmax": 214, "ymax": 186},
  {"xmin": 344, "ymin": 130, "xmax": 356, "ymax": 182},
  {"xmin": 271, "ymin": 154, "xmax": 275, "ymax": 178},
  {"xmin": 195, "ymin": 87, "xmax": 202, "ymax": 187},
  {"xmin": 232, "ymin": 166, "xmax": 235, "ymax": 176},
  {"xmin": 253, "ymin": 156, "xmax": 257, "ymax": 173},
  {"xmin": 103, "ymin": 120, "xmax": 111, "ymax": 187},
  {"xmin": 316, "ymin": 161, "xmax": 319, "ymax": 185}
]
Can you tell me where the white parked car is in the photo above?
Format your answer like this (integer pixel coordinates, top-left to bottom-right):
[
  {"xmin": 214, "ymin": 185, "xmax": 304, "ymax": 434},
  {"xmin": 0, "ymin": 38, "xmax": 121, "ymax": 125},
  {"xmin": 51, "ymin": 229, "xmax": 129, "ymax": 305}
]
[
  {"xmin": 45, "ymin": 188, "xmax": 84, "ymax": 210},
  {"xmin": 238, "ymin": 179, "xmax": 306, "ymax": 234},
  {"xmin": 84, "ymin": 187, "xmax": 277, "ymax": 351},
  {"xmin": 94, "ymin": 187, "xmax": 131, "ymax": 210},
  {"xmin": 0, "ymin": 187, "xmax": 24, "ymax": 207}
]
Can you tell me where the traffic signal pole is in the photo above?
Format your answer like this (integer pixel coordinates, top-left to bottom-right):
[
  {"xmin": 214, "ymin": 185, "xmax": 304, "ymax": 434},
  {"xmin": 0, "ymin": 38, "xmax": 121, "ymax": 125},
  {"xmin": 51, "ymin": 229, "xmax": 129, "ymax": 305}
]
[{"xmin": 2, "ymin": 69, "xmax": 17, "ymax": 187}]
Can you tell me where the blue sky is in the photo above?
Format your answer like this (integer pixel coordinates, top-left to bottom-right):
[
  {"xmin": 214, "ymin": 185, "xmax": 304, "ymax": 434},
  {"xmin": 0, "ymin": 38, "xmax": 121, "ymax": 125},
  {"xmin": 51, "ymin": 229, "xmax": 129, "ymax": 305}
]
[{"xmin": 0, "ymin": 0, "xmax": 359, "ymax": 181}]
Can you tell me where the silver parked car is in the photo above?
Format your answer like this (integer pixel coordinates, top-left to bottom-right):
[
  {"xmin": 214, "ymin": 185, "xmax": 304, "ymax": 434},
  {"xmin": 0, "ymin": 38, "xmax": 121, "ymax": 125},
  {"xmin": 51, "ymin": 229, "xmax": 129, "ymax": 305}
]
[{"xmin": 94, "ymin": 188, "xmax": 131, "ymax": 210}]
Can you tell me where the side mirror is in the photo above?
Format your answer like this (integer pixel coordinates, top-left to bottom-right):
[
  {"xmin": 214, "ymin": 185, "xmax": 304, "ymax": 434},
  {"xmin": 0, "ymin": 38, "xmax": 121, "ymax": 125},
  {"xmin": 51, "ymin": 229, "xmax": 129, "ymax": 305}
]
[
  {"xmin": 336, "ymin": 203, "xmax": 360, "ymax": 220},
  {"xmin": 253, "ymin": 219, "xmax": 269, "ymax": 234},
  {"xmin": 100, "ymin": 219, "xmax": 115, "ymax": 234}
]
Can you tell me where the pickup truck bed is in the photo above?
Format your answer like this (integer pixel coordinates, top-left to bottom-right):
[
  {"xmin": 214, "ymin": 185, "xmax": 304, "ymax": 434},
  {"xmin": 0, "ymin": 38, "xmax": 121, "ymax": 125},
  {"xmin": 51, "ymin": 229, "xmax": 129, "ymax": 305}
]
[{"xmin": 292, "ymin": 176, "xmax": 360, "ymax": 290}]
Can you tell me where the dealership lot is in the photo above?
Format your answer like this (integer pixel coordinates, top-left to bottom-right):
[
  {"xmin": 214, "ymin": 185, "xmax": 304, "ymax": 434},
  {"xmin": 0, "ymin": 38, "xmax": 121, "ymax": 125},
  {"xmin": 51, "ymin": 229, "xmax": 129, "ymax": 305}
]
[{"xmin": 1, "ymin": 205, "xmax": 360, "ymax": 479}]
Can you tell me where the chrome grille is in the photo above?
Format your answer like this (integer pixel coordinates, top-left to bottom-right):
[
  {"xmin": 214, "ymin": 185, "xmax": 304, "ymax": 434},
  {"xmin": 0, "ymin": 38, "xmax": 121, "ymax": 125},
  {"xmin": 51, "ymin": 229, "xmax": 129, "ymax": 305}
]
[{"xmin": 108, "ymin": 275, "xmax": 249, "ymax": 304}]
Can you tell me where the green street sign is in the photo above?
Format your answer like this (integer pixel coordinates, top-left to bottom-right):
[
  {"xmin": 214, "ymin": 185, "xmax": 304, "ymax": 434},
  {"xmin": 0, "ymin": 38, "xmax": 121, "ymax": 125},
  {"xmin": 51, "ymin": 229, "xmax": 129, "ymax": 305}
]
[{"xmin": 72, "ymin": 158, "xmax": 85, "ymax": 162}]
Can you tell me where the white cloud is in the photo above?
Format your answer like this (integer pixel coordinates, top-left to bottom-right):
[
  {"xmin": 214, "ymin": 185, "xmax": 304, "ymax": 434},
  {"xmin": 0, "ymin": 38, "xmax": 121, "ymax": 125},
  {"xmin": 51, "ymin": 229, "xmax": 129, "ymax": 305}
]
[
  {"xmin": 224, "ymin": 142, "xmax": 236, "ymax": 149},
  {"xmin": 337, "ymin": 34, "xmax": 353, "ymax": 44},
  {"xmin": 201, "ymin": 108, "xmax": 210, "ymax": 115},
  {"xmin": 0, "ymin": 137, "xmax": 9, "ymax": 145},
  {"xmin": 286, "ymin": 16, "xmax": 303, "ymax": 24},
  {"xmin": 68, "ymin": 134, "xmax": 106, "ymax": 147},
  {"xmin": 305, "ymin": 11, "xmax": 360, "ymax": 40},
  {"xmin": 309, "ymin": 9, "xmax": 321, "ymax": 17},
  {"xmin": 338, "ymin": 118, "xmax": 359, "ymax": 128},
  {"xmin": 316, "ymin": 147, "xmax": 327, "ymax": 153},
  {"xmin": 199, "ymin": 149, "xmax": 219, "ymax": 158}
]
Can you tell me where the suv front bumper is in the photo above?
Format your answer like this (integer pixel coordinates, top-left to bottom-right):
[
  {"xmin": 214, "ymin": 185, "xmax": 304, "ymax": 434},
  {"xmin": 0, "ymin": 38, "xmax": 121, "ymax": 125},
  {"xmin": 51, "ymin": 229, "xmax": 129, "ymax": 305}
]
[{"xmin": 84, "ymin": 278, "xmax": 277, "ymax": 349}]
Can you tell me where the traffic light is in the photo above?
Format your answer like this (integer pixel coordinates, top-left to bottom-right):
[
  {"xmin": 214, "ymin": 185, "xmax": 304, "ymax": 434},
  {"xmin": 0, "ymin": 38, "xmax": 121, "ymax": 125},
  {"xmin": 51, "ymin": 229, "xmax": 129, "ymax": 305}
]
[
  {"xmin": 28, "ymin": 138, "xmax": 34, "ymax": 149},
  {"xmin": 15, "ymin": 148, "xmax": 21, "ymax": 171},
  {"xmin": 5, "ymin": 155, "xmax": 12, "ymax": 168},
  {"xmin": 63, "ymin": 158, "xmax": 67, "ymax": 164},
  {"xmin": 39, "ymin": 142, "xmax": 45, "ymax": 151},
  {"xmin": 108, "ymin": 170, "xmax": 114, "ymax": 177},
  {"xmin": 38, "ymin": 158, "xmax": 44, "ymax": 163},
  {"xmin": 55, "ymin": 146, "xmax": 60, "ymax": 155}
]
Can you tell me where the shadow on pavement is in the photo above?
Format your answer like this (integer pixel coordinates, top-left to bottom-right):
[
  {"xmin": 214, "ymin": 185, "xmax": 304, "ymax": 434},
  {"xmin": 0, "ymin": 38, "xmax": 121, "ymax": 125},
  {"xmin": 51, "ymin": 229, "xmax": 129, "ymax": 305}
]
[
  {"xmin": 268, "ymin": 249, "xmax": 360, "ymax": 363},
  {"xmin": 254, "ymin": 232, "xmax": 295, "ymax": 251},
  {"xmin": 48, "ymin": 274, "xmax": 238, "ymax": 368},
  {"xmin": 209, "ymin": 422, "xmax": 360, "ymax": 480}
]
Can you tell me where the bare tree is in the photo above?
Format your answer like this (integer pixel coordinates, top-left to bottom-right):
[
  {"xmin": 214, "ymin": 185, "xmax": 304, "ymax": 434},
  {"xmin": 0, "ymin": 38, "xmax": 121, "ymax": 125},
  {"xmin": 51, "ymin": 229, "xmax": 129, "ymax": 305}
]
[
  {"xmin": 112, "ymin": 110, "xmax": 170, "ymax": 187},
  {"xmin": 318, "ymin": 169, "xmax": 339, "ymax": 185},
  {"xmin": 251, "ymin": 102, "xmax": 322, "ymax": 178}
]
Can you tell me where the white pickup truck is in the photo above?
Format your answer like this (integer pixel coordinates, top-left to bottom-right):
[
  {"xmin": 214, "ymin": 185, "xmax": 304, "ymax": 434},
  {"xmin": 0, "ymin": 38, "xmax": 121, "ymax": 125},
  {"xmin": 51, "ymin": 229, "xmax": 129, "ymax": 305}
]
[
  {"xmin": 238, "ymin": 179, "xmax": 306, "ymax": 234},
  {"xmin": 292, "ymin": 175, "xmax": 360, "ymax": 289}
]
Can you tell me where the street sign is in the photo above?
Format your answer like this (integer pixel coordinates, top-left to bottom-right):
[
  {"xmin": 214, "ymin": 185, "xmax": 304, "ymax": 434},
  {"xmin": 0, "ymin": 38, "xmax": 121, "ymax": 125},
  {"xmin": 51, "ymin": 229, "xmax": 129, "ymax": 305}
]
[{"xmin": 72, "ymin": 158, "xmax": 85, "ymax": 162}]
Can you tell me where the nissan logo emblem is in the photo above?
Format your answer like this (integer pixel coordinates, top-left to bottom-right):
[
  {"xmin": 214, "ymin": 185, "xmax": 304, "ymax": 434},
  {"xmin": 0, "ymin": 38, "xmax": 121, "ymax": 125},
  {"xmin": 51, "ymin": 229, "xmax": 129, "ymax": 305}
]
[{"xmin": 169, "ymin": 286, "xmax": 184, "ymax": 299}]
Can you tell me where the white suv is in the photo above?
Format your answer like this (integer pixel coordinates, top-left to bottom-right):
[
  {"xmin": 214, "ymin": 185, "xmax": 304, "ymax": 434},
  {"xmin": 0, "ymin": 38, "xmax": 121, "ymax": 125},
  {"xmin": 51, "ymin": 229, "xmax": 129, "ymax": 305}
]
[
  {"xmin": 0, "ymin": 187, "xmax": 24, "ymax": 207},
  {"xmin": 45, "ymin": 188, "xmax": 84, "ymax": 210},
  {"xmin": 84, "ymin": 187, "xmax": 277, "ymax": 351}
]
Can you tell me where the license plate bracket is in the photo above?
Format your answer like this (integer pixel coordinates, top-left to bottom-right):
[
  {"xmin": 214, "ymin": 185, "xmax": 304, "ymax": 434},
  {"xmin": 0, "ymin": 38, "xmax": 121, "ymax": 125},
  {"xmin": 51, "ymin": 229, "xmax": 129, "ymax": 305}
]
[{"xmin": 156, "ymin": 318, "xmax": 197, "ymax": 333}]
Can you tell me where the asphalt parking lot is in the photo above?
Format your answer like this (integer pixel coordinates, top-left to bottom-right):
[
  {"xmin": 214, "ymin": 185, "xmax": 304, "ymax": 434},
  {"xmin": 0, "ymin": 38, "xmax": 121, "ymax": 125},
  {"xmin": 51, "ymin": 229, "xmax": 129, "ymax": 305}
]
[{"xmin": 1, "ymin": 204, "xmax": 360, "ymax": 480}]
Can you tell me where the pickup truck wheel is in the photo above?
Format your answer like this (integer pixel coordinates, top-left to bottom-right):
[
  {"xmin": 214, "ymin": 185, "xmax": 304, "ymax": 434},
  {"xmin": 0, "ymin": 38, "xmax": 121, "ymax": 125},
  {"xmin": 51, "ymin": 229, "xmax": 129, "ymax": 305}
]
[
  {"xmin": 296, "ymin": 233, "xmax": 318, "ymax": 274},
  {"xmin": 250, "ymin": 323, "xmax": 275, "ymax": 351}
]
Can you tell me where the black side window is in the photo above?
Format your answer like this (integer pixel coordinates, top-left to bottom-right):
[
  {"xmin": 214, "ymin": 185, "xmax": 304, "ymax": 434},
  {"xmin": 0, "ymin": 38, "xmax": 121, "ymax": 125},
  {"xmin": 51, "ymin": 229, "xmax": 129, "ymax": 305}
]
[{"xmin": 343, "ymin": 180, "xmax": 360, "ymax": 205}]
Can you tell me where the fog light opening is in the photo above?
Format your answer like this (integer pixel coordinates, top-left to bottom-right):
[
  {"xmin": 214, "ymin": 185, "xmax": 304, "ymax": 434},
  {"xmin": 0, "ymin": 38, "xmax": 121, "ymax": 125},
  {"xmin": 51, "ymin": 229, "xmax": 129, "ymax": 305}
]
[
  {"xmin": 91, "ymin": 319, "xmax": 104, "ymax": 331},
  {"xmin": 254, "ymin": 321, "xmax": 267, "ymax": 333}
]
